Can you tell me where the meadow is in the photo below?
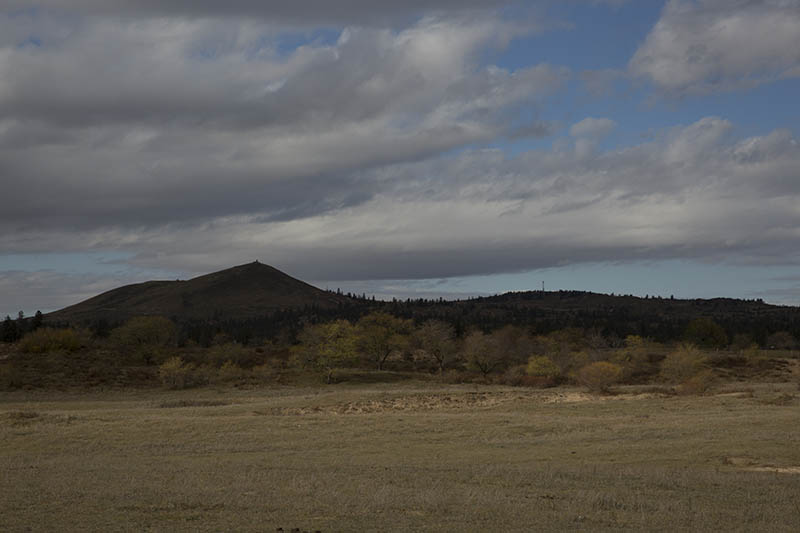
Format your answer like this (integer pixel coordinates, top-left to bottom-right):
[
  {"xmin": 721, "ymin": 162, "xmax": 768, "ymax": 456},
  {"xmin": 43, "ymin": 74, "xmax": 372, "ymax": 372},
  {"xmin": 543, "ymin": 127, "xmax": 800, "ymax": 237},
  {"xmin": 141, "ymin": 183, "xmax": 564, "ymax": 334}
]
[{"xmin": 2, "ymin": 381, "xmax": 799, "ymax": 532}]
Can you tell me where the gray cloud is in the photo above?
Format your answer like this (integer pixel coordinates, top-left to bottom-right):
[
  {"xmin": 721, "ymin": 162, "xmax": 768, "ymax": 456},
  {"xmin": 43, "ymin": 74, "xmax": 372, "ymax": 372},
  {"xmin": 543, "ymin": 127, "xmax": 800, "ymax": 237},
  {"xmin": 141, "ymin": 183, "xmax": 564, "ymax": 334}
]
[
  {"xmin": 630, "ymin": 0, "xmax": 800, "ymax": 95},
  {"xmin": 0, "ymin": 14, "xmax": 565, "ymax": 231},
  {"xmin": 4, "ymin": 117, "xmax": 797, "ymax": 284},
  {"xmin": 4, "ymin": 1, "xmax": 515, "ymax": 26}
]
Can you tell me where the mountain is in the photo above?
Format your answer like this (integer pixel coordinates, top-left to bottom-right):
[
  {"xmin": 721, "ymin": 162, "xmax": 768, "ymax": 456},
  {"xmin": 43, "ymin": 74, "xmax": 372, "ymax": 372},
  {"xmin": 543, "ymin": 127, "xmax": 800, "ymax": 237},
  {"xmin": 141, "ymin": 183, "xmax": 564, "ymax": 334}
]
[
  {"xmin": 43, "ymin": 262, "xmax": 799, "ymax": 345},
  {"xmin": 46, "ymin": 262, "xmax": 354, "ymax": 324}
]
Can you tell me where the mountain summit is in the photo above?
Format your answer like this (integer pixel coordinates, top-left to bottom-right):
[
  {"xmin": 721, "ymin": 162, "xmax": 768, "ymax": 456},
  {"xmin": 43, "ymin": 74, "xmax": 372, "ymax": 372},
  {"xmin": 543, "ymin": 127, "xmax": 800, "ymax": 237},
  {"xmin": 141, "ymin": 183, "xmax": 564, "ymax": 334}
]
[{"xmin": 46, "ymin": 262, "xmax": 351, "ymax": 324}]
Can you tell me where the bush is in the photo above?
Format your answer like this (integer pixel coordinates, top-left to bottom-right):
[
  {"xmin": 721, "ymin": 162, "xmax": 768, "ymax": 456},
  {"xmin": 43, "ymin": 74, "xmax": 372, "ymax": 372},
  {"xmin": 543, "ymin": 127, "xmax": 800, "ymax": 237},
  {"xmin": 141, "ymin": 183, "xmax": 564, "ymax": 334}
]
[
  {"xmin": 207, "ymin": 342, "xmax": 259, "ymax": 368},
  {"xmin": 158, "ymin": 356, "xmax": 198, "ymax": 389},
  {"xmin": 18, "ymin": 328, "xmax": 85, "ymax": 354},
  {"xmin": 684, "ymin": 318, "xmax": 727, "ymax": 349},
  {"xmin": 109, "ymin": 316, "xmax": 177, "ymax": 365},
  {"xmin": 610, "ymin": 335, "xmax": 659, "ymax": 381},
  {"xmin": 217, "ymin": 360, "xmax": 245, "ymax": 382},
  {"xmin": 678, "ymin": 369, "xmax": 714, "ymax": 395},
  {"xmin": 526, "ymin": 356, "xmax": 561, "ymax": 379},
  {"xmin": 577, "ymin": 362, "xmax": 623, "ymax": 393},
  {"xmin": 660, "ymin": 344, "xmax": 708, "ymax": 384}
]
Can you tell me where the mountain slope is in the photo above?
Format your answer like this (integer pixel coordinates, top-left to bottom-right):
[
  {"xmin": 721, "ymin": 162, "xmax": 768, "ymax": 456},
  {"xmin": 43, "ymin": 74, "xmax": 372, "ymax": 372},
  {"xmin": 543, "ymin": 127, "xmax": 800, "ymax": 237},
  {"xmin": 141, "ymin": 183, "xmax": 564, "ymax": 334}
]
[{"xmin": 46, "ymin": 262, "xmax": 353, "ymax": 324}]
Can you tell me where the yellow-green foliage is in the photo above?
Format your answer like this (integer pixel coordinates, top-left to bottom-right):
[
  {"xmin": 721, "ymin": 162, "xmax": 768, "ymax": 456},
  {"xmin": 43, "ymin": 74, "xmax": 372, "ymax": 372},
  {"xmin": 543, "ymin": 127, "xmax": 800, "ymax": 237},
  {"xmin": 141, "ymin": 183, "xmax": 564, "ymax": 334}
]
[
  {"xmin": 217, "ymin": 360, "xmax": 244, "ymax": 382},
  {"xmin": 611, "ymin": 335, "xmax": 657, "ymax": 379},
  {"xmin": 158, "ymin": 356, "xmax": 195, "ymax": 389},
  {"xmin": 660, "ymin": 344, "xmax": 709, "ymax": 384},
  {"xmin": 18, "ymin": 328, "xmax": 84, "ymax": 354},
  {"xmin": 355, "ymin": 312, "xmax": 411, "ymax": 370},
  {"xmin": 296, "ymin": 320, "xmax": 358, "ymax": 383},
  {"xmin": 526, "ymin": 356, "xmax": 561, "ymax": 379},
  {"xmin": 577, "ymin": 361, "xmax": 623, "ymax": 392}
]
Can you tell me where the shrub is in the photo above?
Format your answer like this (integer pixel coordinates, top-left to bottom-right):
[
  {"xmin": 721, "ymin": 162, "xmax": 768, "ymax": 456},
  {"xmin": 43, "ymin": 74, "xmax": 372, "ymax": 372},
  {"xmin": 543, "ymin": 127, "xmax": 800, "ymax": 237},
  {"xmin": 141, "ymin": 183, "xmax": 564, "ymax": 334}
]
[
  {"xmin": 109, "ymin": 316, "xmax": 177, "ymax": 365},
  {"xmin": 217, "ymin": 360, "xmax": 245, "ymax": 382},
  {"xmin": 684, "ymin": 318, "xmax": 727, "ymax": 349},
  {"xmin": 158, "ymin": 356, "xmax": 196, "ymax": 389},
  {"xmin": 577, "ymin": 362, "xmax": 623, "ymax": 393},
  {"xmin": 208, "ymin": 342, "xmax": 259, "ymax": 368},
  {"xmin": 526, "ymin": 356, "xmax": 561, "ymax": 379},
  {"xmin": 18, "ymin": 328, "xmax": 84, "ymax": 354},
  {"xmin": 660, "ymin": 344, "xmax": 708, "ymax": 384},
  {"xmin": 500, "ymin": 364, "xmax": 527, "ymax": 386},
  {"xmin": 610, "ymin": 335, "xmax": 658, "ymax": 381},
  {"xmin": 678, "ymin": 369, "xmax": 714, "ymax": 395}
]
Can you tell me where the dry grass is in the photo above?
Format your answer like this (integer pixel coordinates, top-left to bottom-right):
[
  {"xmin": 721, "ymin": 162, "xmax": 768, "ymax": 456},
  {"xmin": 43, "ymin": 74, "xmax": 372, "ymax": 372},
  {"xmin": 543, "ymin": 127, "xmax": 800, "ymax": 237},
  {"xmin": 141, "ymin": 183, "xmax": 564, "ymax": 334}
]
[{"xmin": 2, "ymin": 382, "xmax": 799, "ymax": 532}]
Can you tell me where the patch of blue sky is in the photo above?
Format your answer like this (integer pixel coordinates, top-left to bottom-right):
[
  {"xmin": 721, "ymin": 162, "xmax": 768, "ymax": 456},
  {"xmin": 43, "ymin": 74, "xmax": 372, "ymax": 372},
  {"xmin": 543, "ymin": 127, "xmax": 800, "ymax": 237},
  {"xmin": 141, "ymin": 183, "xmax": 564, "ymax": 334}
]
[
  {"xmin": 0, "ymin": 252, "xmax": 174, "ymax": 278},
  {"xmin": 6, "ymin": 6, "xmax": 39, "ymax": 18},
  {"xmin": 274, "ymin": 27, "xmax": 341, "ymax": 58},
  {"xmin": 16, "ymin": 36, "xmax": 41, "ymax": 49},
  {"xmin": 483, "ymin": 0, "xmax": 798, "ymax": 155},
  {"xmin": 493, "ymin": 1, "xmax": 663, "ymax": 73}
]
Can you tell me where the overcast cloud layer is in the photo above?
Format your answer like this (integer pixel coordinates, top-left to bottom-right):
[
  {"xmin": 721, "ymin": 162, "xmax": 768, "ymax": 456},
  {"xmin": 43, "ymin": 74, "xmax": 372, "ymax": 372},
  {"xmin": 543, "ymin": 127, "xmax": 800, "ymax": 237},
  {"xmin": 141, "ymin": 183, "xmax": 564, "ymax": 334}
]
[{"xmin": 1, "ymin": 0, "xmax": 799, "ymax": 312}]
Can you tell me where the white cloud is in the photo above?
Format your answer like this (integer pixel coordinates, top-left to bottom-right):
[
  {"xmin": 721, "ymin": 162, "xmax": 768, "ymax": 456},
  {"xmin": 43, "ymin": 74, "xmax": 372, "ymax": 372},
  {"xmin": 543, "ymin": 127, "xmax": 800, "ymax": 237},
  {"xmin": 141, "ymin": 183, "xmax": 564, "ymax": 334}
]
[
  {"xmin": 630, "ymin": 0, "xmax": 800, "ymax": 95},
  {"xmin": 570, "ymin": 117, "xmax": 616, "ymax": 138}
]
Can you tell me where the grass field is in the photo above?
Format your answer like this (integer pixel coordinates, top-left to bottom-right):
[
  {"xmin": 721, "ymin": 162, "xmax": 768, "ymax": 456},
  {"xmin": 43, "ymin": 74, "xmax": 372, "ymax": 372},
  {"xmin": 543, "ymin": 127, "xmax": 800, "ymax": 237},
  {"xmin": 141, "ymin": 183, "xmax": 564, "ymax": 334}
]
[{"xmin": 2, "ymin": 382, "xmax": 799, "ymax": 532}]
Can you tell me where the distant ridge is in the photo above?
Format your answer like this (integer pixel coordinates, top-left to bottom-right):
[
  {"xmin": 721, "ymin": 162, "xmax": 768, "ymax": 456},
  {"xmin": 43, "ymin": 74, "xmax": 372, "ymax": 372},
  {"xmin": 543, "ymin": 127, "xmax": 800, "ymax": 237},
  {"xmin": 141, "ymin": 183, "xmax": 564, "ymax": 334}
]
[
  {"xmin": 43, "ymin": 262, "xmax": 799, "ymax": 344},
  {"xmin": 46, "ymin": 262, "xmax": 353, "ymax": 324}
]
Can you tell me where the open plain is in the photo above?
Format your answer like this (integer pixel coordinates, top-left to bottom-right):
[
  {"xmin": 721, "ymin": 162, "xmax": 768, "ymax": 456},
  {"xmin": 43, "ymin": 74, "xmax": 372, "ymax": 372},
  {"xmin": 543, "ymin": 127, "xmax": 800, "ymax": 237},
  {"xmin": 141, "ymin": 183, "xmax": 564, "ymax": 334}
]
[{"xmin": 2, "ymin": 382, "xmax": 799, "ymax": 532}]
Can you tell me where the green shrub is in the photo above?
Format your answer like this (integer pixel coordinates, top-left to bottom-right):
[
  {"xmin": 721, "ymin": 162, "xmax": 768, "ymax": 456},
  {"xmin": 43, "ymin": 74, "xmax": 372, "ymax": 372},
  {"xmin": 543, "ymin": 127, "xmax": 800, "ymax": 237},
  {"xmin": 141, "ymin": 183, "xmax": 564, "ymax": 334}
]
[
  {"xmin": 158, "ymin": 356, "xmax": 198, "ymax": 389},
  {"xmin": 577, "ymin": 362, "xmax": 623, "ymax": 393},
  {"xmin": 108, "ymin": 316, "xmax": 176, "ymax": 365},
  {"xmin": 660, "ymin": 344, "xmax": 709, "ymax": 384},
  {"xmin": 610, "ymin": 335, "xmax": 657, "ymax": 380},
  {"xmin": 18, "ymin": 328, "xmax": 84, "ymax": 354},
  {"xmin": 684, "ymin": 318, "xmax": 727, "ymax": 349},
  {"xmin": 526, "ymin": 356, "xmax": 561, "ymax": 379}
]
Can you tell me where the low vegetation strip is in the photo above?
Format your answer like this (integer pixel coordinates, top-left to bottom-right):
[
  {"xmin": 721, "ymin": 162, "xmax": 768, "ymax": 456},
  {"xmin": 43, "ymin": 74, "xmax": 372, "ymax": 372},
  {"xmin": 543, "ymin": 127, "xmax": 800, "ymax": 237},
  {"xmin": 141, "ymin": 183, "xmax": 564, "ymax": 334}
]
[{"xmin": 2, "ymin": 311, "xmax": 798, "ymax": 393}]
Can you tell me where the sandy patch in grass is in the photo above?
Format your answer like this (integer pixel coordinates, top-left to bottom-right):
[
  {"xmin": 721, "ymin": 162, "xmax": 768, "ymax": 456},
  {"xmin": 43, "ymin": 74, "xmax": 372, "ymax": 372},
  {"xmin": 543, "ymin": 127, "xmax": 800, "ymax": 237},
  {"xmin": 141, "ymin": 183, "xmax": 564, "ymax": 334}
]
[
  {"xmin": 723, "ymin": 456, "xmax": 800, "ymax": 474},
  {"xmin": 261, "ymin": 389, "xmax": 667, "ymax": 416},
  {"xmin": 1, "ymin": 410, "xmax": 80, "ymax": 426}
]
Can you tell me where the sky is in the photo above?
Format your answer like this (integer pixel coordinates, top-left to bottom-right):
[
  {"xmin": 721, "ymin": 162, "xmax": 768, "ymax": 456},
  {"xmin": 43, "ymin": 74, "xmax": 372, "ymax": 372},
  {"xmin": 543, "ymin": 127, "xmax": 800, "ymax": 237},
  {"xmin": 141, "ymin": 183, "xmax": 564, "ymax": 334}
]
[{"xmin": 1, "ymin": 0, "xmax": 800, "ymax": 316}]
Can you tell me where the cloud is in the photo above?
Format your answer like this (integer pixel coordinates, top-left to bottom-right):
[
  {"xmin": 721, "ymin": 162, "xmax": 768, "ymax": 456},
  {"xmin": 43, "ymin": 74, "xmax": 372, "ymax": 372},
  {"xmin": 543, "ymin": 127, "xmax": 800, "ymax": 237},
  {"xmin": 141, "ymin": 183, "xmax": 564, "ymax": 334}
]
[
  {"xmin": 4, "ymin": 117, "xmax": 797, "ymax": 284},
  {"xmin": 630, "ymin": 0, "xmax": 800, "ymax": 95},
  {"xmin": 2, "ymin": 1, "xmax": 515, "ymax": 26},
  {"xmin": 0, "ymin": 14, "xmax": 566, "ymax": 230},
  {"xmin": 570, "ymin": 117, "xmax": 616, "ymax": 138}
]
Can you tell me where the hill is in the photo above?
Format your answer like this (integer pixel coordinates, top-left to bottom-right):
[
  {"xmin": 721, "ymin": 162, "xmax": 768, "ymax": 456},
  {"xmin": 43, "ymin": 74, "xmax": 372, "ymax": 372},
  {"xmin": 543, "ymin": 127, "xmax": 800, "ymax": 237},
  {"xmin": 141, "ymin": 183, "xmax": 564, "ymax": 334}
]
[
  {"xmin": 45, "ymin": 262, "xmax": 354, "ymax": 325},
  {"xmin": 42, "ymin": 263, "xmax": 800, "ymax": 346},
  {"xmin": 382, "ymin": 290, "xmax": 800, "ymax": 345}
]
